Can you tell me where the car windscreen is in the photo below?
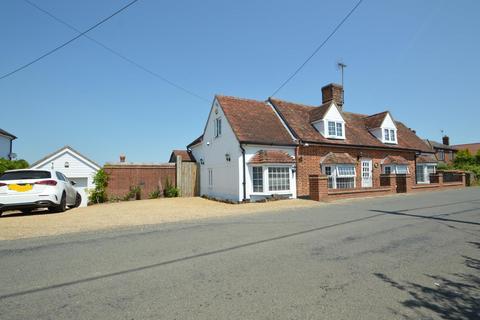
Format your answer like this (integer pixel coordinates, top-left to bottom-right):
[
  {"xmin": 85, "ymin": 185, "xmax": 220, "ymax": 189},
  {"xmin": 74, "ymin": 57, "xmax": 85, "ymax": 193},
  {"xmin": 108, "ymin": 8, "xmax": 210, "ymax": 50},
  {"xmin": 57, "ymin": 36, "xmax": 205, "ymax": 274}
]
[{"xmin": 0, "ymin": 170, "xmax": 51, "ymax": 180}]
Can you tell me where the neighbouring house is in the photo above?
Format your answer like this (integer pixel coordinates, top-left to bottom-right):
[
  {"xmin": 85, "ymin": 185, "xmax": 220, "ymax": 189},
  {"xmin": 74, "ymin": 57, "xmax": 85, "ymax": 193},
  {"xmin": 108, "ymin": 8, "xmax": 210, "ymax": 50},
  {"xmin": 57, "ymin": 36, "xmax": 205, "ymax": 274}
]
[
  {"xmin": 169, "ymin": 150, "xmax": 196, "ymax": 163},
  {"xmin": 424, "ymin": 136, "xmax": 457, "ymax": 164},
  {"xmin": 452, "ymin": 142, "xmax": 480, "ymax": 155},
  {"xmin": 188, "ymin": 83, "xmax": 465, "ymax": 202},
  {"xmin": 30, "ymin": 146, "xmax": 101, "ymax": 207},
  {"xmin": 0, "ymin": 128, "xmax": 16, "ymax": 160}
]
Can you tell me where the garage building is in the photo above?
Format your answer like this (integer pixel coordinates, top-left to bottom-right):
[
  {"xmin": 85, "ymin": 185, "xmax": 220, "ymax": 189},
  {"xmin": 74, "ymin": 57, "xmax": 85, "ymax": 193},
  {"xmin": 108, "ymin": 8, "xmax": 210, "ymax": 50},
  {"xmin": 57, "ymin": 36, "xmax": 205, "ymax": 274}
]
[{"xmin": 30, "ymin": 146, "xmax": 100, "ymax": 207}]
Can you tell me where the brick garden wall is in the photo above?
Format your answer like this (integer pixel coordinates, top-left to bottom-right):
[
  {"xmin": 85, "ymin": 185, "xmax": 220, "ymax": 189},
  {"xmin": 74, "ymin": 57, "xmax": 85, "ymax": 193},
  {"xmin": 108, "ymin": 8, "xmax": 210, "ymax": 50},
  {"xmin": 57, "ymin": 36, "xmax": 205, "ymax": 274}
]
[{"xmin": 104, "ymin": 164, "xmax": 176, "ymax": 199}]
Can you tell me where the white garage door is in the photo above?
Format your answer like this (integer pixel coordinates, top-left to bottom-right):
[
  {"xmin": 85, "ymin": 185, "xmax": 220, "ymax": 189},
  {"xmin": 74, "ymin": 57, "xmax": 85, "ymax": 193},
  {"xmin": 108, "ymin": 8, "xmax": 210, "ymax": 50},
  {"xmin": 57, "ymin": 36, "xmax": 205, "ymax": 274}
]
[{"xmin": 70, "ymin": 177, "xmax": 88, "ymax": 207}]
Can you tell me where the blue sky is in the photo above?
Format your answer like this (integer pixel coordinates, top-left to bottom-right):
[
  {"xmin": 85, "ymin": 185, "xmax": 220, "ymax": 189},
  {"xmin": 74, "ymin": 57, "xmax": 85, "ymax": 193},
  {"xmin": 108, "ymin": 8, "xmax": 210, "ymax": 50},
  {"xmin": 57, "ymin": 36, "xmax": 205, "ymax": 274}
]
[{"xmin": 1, "ymin": 0, "xmax": 479, "ymax": 164}]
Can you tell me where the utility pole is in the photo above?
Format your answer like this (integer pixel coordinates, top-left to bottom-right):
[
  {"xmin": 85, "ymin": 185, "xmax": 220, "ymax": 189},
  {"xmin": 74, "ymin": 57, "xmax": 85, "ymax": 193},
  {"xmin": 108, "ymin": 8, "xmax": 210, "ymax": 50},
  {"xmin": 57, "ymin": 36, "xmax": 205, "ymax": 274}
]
[{"xmin": 337, "ymin": 62, "xmax": 347, "ymax": 104}]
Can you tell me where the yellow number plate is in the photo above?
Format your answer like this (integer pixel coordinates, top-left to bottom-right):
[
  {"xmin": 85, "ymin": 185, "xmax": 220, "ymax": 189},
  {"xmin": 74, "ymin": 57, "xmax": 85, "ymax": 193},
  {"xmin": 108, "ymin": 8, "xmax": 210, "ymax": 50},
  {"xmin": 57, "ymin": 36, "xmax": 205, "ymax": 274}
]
[{"xmin": 8, "ymin": 184, "xmax": 33, "ymax": 192}]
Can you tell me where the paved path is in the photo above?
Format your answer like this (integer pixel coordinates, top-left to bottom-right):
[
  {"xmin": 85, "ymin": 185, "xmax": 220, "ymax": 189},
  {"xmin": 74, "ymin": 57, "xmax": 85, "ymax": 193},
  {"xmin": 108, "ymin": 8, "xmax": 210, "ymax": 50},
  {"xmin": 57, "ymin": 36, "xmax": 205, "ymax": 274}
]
[{"xmin": 1, "ymin": 188, "xmax": 479, "ymax": 319}]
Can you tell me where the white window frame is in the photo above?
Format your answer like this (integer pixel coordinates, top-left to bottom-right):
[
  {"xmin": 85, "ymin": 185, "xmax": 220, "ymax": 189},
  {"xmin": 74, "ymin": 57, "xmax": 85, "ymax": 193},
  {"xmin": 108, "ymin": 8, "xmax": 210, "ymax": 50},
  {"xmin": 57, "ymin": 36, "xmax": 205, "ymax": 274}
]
[
  {"xmin": 416, "ymin": 164, "xmax": 437, "ymax": 184},
  {"xmin": 323, "ymin": 164, "xmax": 356, "ymax": 189},
  {"xmin": 382, "ymin": 128, "xmax": 397, "ymax": 144},
  {"xmin": 326, "ymin": 120, "xmax": 345, "ymax": 139},
  {"xmin": 208, "ymin": 168, "xmax": 213, "ymax": 188},
  {"xmin": 382, "ymin": 164, "xmax": 409, "ymax": 174},
  {"xmin": 214, "ymin": 117, "xmax": 222, "ymax": 138},
  {"xmin": 250, "ymin": 165, "xmax": 292, "ymax": 194},
  {"xmin": 252, "ymin": 166, "xmax": 263, "ymax": 193}
]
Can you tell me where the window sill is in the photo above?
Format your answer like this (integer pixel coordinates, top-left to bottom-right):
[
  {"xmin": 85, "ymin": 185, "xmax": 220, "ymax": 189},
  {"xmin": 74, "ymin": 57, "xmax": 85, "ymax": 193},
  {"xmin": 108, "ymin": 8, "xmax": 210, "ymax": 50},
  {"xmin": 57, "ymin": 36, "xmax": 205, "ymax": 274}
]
[{"xmin": 251, "ymin": 191, "xmax": 292, "ymax": 196}]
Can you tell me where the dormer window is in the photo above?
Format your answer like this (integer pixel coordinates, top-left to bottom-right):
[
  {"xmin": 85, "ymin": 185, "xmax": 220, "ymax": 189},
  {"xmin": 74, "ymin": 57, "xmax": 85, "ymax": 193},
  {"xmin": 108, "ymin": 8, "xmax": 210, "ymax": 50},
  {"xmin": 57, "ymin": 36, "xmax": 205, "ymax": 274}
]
[
  {"xmin": 327, "ymin": 121, "xmax": 345, "ymax": 139},
  {"xmin": 383, "ymin": 128, "xmax": 396, "ymax": 143}
]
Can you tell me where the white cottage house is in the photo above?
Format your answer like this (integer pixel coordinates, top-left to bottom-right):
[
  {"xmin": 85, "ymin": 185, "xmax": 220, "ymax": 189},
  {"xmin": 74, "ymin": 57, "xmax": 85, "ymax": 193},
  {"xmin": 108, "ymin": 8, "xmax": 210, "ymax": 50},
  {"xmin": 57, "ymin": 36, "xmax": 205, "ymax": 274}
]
[
  {"xmin": 30, "ymin": 146, "xmax": 101, "ymax": 207},
  {"xmin": 187, "ymin": 83, "xmax": 438, "ymax": 202},
  {"xmin": 187, "ymin": 96, "xmax": 297, "ymax": 202}
]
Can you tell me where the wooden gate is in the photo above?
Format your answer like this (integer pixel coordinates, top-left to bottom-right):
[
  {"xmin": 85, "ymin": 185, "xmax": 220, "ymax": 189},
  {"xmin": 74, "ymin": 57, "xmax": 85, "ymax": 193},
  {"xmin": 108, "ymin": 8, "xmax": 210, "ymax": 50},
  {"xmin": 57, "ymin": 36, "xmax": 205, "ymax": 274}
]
[
  {"xmin": 396, "ymin": 174, "xmax": 407, "ymax": 193},
  {"xmin": 176, "ymin": 156, "xmax": 200, "ymax": 197}
]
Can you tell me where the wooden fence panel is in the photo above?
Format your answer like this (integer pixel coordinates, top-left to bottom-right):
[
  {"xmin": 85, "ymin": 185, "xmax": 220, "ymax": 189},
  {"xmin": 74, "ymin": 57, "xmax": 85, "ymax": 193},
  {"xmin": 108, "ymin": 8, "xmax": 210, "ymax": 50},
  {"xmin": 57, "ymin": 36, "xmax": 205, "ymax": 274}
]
[{"xmin": 177, "ymin": 160, "xmax": 199, "ymax": 197}]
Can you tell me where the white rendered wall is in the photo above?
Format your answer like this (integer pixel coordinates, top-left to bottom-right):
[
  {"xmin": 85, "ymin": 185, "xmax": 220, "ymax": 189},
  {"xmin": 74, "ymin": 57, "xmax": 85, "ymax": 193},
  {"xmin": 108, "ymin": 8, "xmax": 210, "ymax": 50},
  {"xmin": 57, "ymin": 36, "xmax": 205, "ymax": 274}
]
[{"xmin": 190, "ymin": 99, "xmax": 241, "ymax": 201}]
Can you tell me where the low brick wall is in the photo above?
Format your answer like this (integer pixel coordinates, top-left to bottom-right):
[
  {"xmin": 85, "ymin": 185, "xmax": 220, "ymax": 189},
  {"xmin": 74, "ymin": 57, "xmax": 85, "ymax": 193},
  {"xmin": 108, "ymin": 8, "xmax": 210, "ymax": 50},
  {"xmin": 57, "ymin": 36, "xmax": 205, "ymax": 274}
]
[
  {"xmin": 309, "ymin": 172, "xmax": 466, "ymax": 202},
  {"xmin": 104, "ymin": 163, "xmax": 176, "ymax": 199}
]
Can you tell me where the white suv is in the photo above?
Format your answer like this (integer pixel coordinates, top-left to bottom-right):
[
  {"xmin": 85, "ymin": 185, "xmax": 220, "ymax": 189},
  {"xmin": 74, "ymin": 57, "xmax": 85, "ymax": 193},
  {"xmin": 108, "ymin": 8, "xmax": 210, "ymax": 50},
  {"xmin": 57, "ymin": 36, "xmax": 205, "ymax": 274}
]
[{"xmin": 0, "ymin": 169, "xmax": 81, "ymax": 215}]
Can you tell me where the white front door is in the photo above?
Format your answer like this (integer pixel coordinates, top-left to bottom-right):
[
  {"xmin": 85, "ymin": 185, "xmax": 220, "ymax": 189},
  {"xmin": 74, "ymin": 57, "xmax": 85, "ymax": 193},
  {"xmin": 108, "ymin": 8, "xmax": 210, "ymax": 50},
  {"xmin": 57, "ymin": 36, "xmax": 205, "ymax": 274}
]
[{"xmin": 361, "ymin": 159, "xmax": 372, "ymax": 188}]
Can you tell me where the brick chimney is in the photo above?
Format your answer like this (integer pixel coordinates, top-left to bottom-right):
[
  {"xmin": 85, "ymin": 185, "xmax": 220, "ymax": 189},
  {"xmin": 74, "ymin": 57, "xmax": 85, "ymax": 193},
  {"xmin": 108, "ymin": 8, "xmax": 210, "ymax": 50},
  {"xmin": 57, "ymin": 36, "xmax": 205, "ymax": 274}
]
[
  {"xmin": 120, "ymin": 154, "xmax": 126, "ymax": 163},
  {"xmin": 442, "ymin": 135, "xmax": 450, "ymax": 146},
  {"xmin": 322, "ymin": 83, "xmax": 344, "ymax": 110}
]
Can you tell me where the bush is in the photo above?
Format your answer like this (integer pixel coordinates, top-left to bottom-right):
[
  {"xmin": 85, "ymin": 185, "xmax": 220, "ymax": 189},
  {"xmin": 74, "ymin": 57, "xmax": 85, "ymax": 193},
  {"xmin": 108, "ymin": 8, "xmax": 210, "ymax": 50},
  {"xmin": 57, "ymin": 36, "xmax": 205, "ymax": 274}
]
[
  {"xmin": 164, "ymin": 179, "xmax": 179, "ymax": 198},
  {"xmin": 123, "ymin": 185, "xmax": 141, "ymax": 201},
  {"xmin": 0, "ymin": 159, "xmax": 29, "ymax": 175},
  {"xmin": 454, "ymin": 150, "xmax": 475, "ymax": 166},
  {"xmin": 149, "ymin": 188, "xmax": 161, "ymax": 199},
  {"xmin": 89, "ymin": 169, "xmax": 109, "ymax": 204}
]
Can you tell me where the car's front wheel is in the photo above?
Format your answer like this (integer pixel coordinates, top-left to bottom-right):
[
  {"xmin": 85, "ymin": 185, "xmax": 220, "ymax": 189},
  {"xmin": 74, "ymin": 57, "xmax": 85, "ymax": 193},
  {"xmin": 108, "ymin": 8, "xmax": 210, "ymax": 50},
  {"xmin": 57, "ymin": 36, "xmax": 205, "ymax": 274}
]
[
  {"xmin": 50, "ymin": 192, "xmax": 67, "ymax": 213},
  {"xmin": 71, "ymin": 193, "xmax": 82, "ymax": 208}
]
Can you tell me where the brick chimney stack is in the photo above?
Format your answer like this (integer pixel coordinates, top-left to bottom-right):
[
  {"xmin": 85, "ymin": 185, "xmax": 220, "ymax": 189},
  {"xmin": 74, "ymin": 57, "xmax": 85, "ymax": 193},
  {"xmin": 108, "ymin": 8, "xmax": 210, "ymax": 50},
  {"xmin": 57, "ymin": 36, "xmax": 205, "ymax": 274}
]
[
  {"xmin": 120, "ymin": 154, "xmax": 126, "ymax": 163},
  {"xmin": 442, "ymin": 135, "xmax": 450, "ymax": 146},
  {"xmin": 322, "ymin": 83, "xmax": 344, "ymax": 110}
]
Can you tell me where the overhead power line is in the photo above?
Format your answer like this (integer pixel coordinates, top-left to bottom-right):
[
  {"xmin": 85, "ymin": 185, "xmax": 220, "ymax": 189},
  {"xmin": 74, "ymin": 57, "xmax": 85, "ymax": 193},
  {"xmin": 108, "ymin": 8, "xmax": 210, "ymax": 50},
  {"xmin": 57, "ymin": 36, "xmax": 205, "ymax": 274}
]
[
  {"xmin": 22, "ymin": 0, "xmax": 209, "ymax": 103},
  {"xmin": 0, "ymin": 0, "xmax": 141, "ymax": 81},
  {"xmin": 270, "ymin": 0, "xmax": 364, "ymax": 97}
]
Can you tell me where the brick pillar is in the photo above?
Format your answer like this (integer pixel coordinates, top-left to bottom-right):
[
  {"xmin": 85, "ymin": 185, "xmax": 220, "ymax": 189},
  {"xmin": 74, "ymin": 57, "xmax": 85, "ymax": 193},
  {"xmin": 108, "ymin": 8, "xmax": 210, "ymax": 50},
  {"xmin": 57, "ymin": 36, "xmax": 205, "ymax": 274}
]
[
  {"xmin": 438, "ymin": 172, "xmax": 444, "ymax": 186},
  {"xmin": 388, "ymin": 174, "xmax": 397, "ymax": 193},
  {"xmin": 405, "ymin": 174, "xmax": 413, "ymax": 193},
  {"xmin": 461, "ymin": 172, "xmax": 466, "ymax": 186},
  {"xmin": 309, "ymin": 175, "xmax": 328, "ymax": 201}
]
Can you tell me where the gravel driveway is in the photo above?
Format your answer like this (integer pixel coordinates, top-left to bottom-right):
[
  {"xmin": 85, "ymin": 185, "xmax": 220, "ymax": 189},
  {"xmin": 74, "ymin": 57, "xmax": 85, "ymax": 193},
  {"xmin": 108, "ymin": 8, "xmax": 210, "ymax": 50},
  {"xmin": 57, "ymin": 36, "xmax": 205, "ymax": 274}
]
[{"xmin": 0, "ymin": 197, "xmax": 322, "ymax": 240}]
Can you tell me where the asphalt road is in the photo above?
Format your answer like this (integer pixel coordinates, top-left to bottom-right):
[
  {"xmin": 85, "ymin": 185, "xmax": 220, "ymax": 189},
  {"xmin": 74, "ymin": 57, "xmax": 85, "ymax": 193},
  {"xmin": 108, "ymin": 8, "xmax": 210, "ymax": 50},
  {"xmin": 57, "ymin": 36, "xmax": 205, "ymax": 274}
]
[{"xmin": 0, "ymin": 188, "xmax": 479, "ymax": 320}]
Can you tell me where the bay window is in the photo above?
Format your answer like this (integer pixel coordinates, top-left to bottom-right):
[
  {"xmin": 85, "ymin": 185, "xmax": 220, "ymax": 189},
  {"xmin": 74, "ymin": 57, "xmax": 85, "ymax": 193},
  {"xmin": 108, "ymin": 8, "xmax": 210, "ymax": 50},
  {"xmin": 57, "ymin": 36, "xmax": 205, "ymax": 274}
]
[
  {"xmin": 416, "ymin": 164, "xmax": 436, "ymax": 184},
  {"xmin": 251, "ymin": 166, "xmax": 292, "ymax": 193},
  {"xmin": 324, "ymin": 164, "xmax": 356, "ymax": 189},
  {"xmin": 268, "ymin": 167, "xmax": 290, "ymax": 191}
]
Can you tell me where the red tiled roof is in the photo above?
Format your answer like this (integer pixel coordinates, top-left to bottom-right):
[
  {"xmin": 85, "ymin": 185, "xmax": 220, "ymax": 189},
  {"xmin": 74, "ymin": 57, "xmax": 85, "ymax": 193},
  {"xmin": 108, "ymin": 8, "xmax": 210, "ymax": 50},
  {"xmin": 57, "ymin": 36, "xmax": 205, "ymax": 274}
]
[
  {"xmin": 417, "ymin": 154, "xmax": 437, "ymax": 163},
  {"xmin": 381, "ymin": 155, "xmax": 409, "ymax": 165},
  {"xmin": 269, "ymin": 98, "xmax": 431, "ymax": 153},
  {"xmin": 215, "ymin": 96, "xmax": 295, "ymax": 146},
  {"xmin": 169, "ymin": 150, "xmax": 196, "ymax": 162},
  {"xmin": 364, "ymin": 112, "xmax": 388, "ymax": 129},
  {"xmin": 452, "ymin": 143, "xmax": 480, "ymax": 155},
  {"xmin": 309, "ymin": 102, "xmax": 330, "ymax": 123},
  {"xmin": 249, "ymin": 150, "xmax": 295, "ymax": 164},
  {"xmin": 320, "ymin": 152, "xmax": 356, "ymax": 164}
]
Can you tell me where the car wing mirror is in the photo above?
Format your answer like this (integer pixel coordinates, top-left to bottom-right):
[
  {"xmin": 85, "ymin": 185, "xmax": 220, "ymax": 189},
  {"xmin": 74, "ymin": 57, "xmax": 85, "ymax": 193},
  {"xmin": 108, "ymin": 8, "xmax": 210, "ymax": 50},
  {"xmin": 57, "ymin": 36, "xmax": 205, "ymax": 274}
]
[{"xmin": 70, "ymin": 181, "xmax": 76, "ymax": 186}]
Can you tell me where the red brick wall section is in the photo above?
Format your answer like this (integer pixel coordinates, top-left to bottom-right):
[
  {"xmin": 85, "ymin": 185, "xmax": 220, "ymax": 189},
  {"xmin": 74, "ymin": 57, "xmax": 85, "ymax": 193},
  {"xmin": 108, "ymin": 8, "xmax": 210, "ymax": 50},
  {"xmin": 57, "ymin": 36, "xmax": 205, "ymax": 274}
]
[
  {"xmin": 297, "ymin": 145, "xmax": 416, "ymax": 197},
  {"xmin": 104, "ymin": 164, "xmax": 176, "ymax": 199}
]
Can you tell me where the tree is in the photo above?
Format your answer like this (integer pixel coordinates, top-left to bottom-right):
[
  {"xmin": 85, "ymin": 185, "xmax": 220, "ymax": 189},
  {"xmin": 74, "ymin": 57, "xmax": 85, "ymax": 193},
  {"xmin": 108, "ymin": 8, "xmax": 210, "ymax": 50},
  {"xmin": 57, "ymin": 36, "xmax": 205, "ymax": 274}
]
[
  {"xmin": 454, "ymin": 149, "xmax": 475, "ymax": 167},
  {"xmin": 0, "ymin": 158, "xmax": 29, "ymax": 175},
  {"xmin": 475, "ymin": 150, "xmax": 480, "ymax": 165},
  {"xmin": 89, "ymin": 169, "xmax": 109, "ymax": 204}
]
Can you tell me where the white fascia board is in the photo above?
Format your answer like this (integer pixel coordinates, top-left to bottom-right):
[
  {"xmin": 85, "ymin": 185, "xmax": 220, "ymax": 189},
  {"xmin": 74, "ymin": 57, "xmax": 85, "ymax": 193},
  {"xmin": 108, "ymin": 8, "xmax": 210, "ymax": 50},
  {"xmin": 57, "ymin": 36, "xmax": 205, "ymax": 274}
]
[{"xmin": 33, "ymin": 148, "xmax": 100, "ymax": 171}]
